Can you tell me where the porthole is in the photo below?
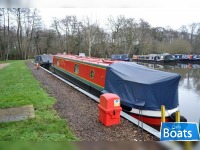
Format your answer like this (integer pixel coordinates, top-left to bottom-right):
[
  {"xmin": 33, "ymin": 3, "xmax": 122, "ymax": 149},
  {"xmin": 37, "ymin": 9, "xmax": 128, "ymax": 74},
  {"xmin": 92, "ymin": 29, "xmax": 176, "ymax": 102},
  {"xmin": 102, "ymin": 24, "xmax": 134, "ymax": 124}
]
[
  {"xmin": 74, "ymin": 64, "xmax": 79, "ymax": 74},
  {"xmin": 90, "ymin": 70, "xmax": 95, "ymax": 79}
]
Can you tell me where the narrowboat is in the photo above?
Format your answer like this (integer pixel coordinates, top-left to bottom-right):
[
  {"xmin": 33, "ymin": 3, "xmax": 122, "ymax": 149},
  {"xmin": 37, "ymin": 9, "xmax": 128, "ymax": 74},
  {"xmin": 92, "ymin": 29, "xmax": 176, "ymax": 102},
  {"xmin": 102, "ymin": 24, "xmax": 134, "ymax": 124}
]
[
  {"xmin": 174, "ymin": 54, "xmax": 200, "ymax": 64},
  {"xmin": 34, "ymin": 54, "xmax": 53, "ymax": 69},
  {"xmin": 132, "ymin": 55, "xmax": 139, "ymax": 61},
  {"xmin": 187, "ymin": 54, "xmax": 200, "ymax": 63},
  {"xmin": 51, "ymin": 54, "xmax": 184, "ymax": 127},
  {"xmin": 158, "ymin": 53, "xmax": 175, "ymax": 63},
  {"xmin": 111, "ymin": 54, "xmax": 131, "ymax": 61},
  {"xmin": 132, "ymin": 54, "xmax": 160, "ymax": 63},
  {"xmin": 174, "ymin": 54, "xmax": 188, "ymax": 62},
  {"xmin": 132, "ymin": 53, "xmax": 175, "ymax": 64}
]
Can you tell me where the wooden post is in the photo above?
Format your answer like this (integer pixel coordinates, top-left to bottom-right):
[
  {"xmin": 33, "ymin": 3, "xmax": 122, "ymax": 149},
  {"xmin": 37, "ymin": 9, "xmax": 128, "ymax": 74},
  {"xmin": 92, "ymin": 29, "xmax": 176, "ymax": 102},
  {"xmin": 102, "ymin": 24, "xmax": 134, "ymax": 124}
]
[{"xmin": 161, "ymin": 105, "xmax": 165, "ymax": 122}]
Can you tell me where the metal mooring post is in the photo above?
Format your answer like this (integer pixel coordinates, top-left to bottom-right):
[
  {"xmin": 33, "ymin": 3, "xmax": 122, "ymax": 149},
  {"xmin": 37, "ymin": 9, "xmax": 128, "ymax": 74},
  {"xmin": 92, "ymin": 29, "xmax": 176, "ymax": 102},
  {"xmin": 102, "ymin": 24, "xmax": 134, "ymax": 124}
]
[
  {"xmin": 185, "ymin": 141, "xmax": 191, "ymax": 150},
  {"xmin": 175, "ymin": 111, "xmax": 180, "ymax": 122},
  {"xmin": 137, "ymin": 107, "xmax": 144, "ymax": 141},
  {"xmin": 161, "ymin": 105, "xmax": 165, "ymax": 122},
  {"xmin": 176, "ymin": 111, "xmax": 191, "ymax": 150}
]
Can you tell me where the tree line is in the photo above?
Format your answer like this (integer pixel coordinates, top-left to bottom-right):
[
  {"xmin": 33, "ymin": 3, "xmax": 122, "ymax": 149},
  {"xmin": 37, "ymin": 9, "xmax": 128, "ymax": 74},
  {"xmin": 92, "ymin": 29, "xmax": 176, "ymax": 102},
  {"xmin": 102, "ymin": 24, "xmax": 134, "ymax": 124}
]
[{"xmin": 0, "ymin": 8, "xmax": 200, "ymax": 60}]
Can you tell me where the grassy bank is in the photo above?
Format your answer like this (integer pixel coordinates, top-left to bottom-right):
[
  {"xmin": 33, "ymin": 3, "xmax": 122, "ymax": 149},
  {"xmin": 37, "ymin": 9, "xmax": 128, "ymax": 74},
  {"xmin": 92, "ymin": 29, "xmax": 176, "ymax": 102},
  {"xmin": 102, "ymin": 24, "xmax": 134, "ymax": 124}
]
[{"xmin": 0, "ymin": 61, "xmax": 78, "ymax": 141}]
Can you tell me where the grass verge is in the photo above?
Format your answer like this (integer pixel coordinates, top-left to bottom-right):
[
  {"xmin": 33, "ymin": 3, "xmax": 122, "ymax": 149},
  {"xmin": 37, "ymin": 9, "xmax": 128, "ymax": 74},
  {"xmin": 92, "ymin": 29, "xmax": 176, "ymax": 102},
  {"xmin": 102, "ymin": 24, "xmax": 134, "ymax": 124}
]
[{"xmin": 0, "ymin": 61, "xmax": 78, "ymax": 141}]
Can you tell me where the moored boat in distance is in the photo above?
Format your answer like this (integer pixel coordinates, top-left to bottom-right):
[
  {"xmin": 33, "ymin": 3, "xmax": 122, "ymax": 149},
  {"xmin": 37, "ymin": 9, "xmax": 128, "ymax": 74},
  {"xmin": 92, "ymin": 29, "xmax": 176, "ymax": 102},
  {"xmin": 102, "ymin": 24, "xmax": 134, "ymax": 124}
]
[
  {"xmin": 158, "ymin": 53, "xmax": 175, "ymax": 62},
  {"xmin": 132, "ymin": 53, "xmax": 175, "ymax": 64},
  {"xmin": 187, "ymin": 54, "xmax": 200, "ymax": 63},
  {"xmin": 34, "ymin": 54, "xmax": 53, "ymax": 69},
  {"xmin": 174, "ymin": 54, "xmax": 188, "ymax": 62},
  {"xmin": 174, "ymin": 54, "xmax": 200, "ymax": 64},
  {"xmin": 132, "ymin": 53, "xmax": 200, "ymax": 64},
  {"xmin": 111, "ymin": 54, "xmax": 131, "ymax": 61},
  {"xmin": 132, "ymin": 54, "xmax": 160, "ymax": 63},
  {"xmin": 51, "ymin": 53, "xmax": 185, "ymax": 128},
  {"xmin": 133, "ymin": 53, "xmax": 200, "ymax": 64}
]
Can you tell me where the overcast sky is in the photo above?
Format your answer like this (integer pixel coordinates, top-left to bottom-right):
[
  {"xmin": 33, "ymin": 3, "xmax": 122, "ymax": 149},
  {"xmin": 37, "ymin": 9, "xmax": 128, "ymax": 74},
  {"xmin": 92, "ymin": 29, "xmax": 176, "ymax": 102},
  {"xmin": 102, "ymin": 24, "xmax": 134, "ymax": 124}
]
[
  {"xmin": 1, "ymin": 0, "xmax": 200, "ymax": 30},
  {"xmin": 38, "ymin": 8, "xmax": 200, "ymax": 30}
]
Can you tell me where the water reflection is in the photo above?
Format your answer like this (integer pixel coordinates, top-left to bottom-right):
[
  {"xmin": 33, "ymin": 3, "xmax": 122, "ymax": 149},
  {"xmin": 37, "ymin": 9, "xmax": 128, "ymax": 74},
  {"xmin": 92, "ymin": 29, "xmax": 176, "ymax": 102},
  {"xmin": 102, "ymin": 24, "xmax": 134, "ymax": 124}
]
[
  {"xmin": 137, "ymin": 62, "xmax": 200, "ymax": 70},
  {"xmin": 137, "ymin": 62, "xmax": 200, "ymax": 123}
]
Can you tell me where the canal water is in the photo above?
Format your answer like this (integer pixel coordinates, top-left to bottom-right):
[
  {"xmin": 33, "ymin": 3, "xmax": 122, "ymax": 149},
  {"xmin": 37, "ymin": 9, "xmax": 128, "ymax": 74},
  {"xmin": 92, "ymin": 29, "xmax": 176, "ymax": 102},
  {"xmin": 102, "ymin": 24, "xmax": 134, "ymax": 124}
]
[{"xmin": 137, "ymin": 62, "xmax": 200, "ymax": 124}]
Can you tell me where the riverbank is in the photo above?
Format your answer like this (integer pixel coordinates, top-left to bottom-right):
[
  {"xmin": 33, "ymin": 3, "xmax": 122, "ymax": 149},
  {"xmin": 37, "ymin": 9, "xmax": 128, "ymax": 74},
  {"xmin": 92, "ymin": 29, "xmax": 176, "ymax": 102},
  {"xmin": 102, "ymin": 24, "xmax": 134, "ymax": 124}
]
[
  {"xmin": 0, "ymin": 60, "xmax": 157, "ymax": 141},
  {"xmin": 0, "ymin": 61, "xmax": 77, "ymax": 141}
]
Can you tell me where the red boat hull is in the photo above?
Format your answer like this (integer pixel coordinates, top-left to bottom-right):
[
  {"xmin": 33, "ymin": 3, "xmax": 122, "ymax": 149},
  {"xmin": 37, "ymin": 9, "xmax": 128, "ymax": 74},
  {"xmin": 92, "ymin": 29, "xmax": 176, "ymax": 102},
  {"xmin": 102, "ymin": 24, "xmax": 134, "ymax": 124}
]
[{"xmin": 130, "ymin": 113, "xmax": 170, "ymax": 129}]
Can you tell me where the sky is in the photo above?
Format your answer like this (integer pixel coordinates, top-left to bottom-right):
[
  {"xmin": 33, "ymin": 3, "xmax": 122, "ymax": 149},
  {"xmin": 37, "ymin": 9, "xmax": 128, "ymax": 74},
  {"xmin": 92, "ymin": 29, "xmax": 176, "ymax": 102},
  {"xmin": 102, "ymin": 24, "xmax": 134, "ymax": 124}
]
[
  {"xmin": 38, "ymin": 8, "xmax": 200, "ymax": 30},
  {"xmin": 1, "ymin": 0, "xmax": 200, "ymax": 30}
]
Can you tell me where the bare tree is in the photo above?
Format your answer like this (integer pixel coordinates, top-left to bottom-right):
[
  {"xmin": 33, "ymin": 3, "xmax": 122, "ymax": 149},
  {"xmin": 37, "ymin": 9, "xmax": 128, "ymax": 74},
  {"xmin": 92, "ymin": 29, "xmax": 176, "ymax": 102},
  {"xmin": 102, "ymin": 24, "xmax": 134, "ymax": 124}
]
[
  {"xmin": 24, "ymin": 9, "xmax": 41, "ymax": 59},
  {"xmin": 82, "ymin": 17, "xmax": 99, "ymax": 56},
  {"xmin": 0, "ymin": 8, "xmax": 6, "ymax": 60},
  {"xmin": 137, "ymin": 19, "xmax": 152, "ymax": 54},
  {"xmin": 189, "ymin": 23, "xmax": 198, "ymax": 46},
  {"xmin": 51, "ymin": 17, "xmax": 65, "ymax": 52},
  {"xmin": 179, "ymin": 25, "xmax": 189, "ymax": 40},
  {"xmin": 1, "ymin": 11, "xmax": 200, "ymax": 60},
  {"xmin": 15, "ymin": 8, "xmax": 23, "ymax": 59},
  {"xmin": 107, "ymin": 16, "xmax": 126, "ymax": 54},
  {"xmin": 60, "ymin": 15, "xmax": 82, "ymax": 54},
  {"xmin": 122, "ymin": 18, "xmax": 138, "ymax": 55}
]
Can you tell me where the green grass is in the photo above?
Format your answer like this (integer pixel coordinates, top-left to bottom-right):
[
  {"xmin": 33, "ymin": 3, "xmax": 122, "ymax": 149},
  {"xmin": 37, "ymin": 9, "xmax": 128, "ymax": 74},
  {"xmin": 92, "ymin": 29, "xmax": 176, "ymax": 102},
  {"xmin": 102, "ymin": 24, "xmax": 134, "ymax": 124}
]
[
  {"xmin": 0, "ymin": 60, "xmax": 17, "ymax": 64},
  {"xmin": 0, "ymin": 61, "xmax": 78, "ymax": 141}
]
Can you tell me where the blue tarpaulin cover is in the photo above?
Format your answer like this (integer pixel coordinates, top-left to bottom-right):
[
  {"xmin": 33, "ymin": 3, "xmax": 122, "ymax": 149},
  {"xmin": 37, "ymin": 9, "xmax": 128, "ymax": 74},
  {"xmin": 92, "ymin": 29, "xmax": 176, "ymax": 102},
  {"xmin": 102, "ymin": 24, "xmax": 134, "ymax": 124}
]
[{"xmin": 103, "ymin": 62, "xmax": 181, "ymax": 110}]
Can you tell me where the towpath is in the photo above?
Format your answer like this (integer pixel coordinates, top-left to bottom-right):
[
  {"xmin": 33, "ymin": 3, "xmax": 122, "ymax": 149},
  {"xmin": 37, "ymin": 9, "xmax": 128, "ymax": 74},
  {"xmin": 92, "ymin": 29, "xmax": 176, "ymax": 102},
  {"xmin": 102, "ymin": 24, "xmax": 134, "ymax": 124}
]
[{"xmin": 0, "ymin": 63, "xmax": 10, "ymax": 70}]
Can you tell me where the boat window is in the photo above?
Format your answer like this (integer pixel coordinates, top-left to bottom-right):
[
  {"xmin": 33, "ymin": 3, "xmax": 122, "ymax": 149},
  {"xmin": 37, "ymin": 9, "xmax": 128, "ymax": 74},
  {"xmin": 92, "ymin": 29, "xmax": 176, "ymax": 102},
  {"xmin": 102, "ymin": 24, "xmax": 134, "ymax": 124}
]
[
  {"xmin": 90, "ymin": 70, "xmax": 95, "ymax": 79},
  {"xmin": 74, "ymin": 64, "xmax": 79, "ymax": 74},
  {"xmin": 57, "ymin": 59, "xmax": 60, "ymax": 66},
  {"xmin": 35, "ymin": 56, "xmax": 39, "ymax": 62},
  {"xmin": 38, "ymin": 56, "xmax": 42, "ymax": 61}
]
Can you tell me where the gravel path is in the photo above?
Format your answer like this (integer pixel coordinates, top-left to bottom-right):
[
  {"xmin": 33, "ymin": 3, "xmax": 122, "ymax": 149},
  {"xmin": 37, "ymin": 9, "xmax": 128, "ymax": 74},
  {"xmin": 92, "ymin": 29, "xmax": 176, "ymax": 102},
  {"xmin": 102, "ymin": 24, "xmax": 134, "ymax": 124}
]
[
  {"xmin": 27, "ymin": 61, "xmax": 157, "ymax": 141},
  {"xmin": 0, "ymin": 63, "xmax": 10, "ymax": 69}
]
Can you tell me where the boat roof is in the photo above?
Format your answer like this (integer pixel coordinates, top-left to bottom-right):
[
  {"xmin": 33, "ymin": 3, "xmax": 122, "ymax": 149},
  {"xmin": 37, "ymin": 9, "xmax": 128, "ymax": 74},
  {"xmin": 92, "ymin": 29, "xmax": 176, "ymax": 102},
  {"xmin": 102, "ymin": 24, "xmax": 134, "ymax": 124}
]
[
  {"xmin": 104, "ymin": 62, "xmax": 181, "ymax": 110},
  {"xmin": 54, "ymin": 54, "xmax": 119, "ymax": 66}
]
